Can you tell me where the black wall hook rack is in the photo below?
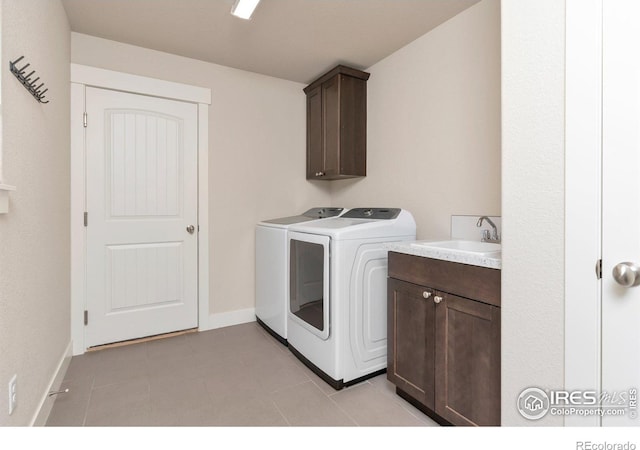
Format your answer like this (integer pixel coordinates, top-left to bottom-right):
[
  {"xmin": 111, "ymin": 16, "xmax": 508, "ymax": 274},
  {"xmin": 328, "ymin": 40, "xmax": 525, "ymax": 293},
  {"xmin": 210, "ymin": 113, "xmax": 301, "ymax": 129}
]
[{"xmin": 9, "ymin": 56, "xmax": 49, "ymax": 104}]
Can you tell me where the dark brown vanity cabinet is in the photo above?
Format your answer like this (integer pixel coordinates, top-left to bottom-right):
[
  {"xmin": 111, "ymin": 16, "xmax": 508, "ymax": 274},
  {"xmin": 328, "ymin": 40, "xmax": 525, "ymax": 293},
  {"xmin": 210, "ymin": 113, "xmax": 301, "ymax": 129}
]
[
  {"xmin": 304, "ymin": 65, "xmax": 369, "ymax": 180},
  {"xmin": 435, "ymin": 292, "xmax": 501, "ymax": 426},
  {"xmin": 387, "ymin": 279, "xmax": 436, "ymax": 410},
  {"xmin": 387, "ymin": 251, "xmax": 501, "ymax": 426}
]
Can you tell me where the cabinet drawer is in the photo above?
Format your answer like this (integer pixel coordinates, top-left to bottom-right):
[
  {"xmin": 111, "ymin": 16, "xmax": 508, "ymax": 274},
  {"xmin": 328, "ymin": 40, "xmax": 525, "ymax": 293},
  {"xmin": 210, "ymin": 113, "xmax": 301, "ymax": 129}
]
[{"xmin": 388, "ymin": 252, "xmax": 501, "ymax": 307}]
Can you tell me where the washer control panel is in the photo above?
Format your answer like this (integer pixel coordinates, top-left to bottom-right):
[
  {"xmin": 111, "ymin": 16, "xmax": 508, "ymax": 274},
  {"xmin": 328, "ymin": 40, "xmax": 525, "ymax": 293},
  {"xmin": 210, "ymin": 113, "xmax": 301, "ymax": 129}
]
[{"xmin": 341, "ymin": 208, "xmax": 401, "ymax": 220}]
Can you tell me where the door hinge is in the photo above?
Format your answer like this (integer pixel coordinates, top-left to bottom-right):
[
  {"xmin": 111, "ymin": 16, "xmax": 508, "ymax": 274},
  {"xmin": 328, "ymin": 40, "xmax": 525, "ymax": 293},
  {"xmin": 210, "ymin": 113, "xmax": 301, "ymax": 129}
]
[
  {"xmin": 84, "ymin": 310, "xmax": 88, "ymax": 326},
  {"xmin": 83, "ymin": 112, "xmax": 87, "ymax": 128},
  {"xmin": 83, "ymin": 211, "xmax": 88, "ymax": 227},
  {"xmin": 596, "ymin": 259, "xmax": 602, "ymax": 279}
]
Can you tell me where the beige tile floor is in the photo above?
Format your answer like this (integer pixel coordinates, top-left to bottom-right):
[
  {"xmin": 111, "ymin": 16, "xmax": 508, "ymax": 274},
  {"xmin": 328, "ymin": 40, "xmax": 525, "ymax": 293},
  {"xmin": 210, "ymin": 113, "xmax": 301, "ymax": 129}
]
[{"xmin": 46, "ymin": 322, "xmax": 438, "ymax": 427}]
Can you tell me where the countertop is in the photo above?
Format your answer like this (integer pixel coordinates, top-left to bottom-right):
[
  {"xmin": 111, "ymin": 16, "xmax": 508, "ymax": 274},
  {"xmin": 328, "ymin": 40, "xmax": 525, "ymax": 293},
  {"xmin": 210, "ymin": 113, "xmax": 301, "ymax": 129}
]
[{"xmin": 385, "ymin": 240, "xmax": 502, "ymax": 270}]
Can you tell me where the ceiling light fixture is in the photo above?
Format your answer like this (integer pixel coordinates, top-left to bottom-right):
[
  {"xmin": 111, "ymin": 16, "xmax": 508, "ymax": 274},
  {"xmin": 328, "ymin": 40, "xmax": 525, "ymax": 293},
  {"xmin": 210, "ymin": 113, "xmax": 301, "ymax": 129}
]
[{"xmin": 231, "ymin": 0, "xmax": 261, "ymax": 20}]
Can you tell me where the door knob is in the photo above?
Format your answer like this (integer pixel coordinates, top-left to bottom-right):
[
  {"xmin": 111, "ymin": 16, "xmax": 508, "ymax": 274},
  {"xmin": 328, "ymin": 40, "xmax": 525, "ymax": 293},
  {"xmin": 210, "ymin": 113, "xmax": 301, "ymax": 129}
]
[
  {"xmin": 186, "ymin": 225, "xmax": 195, "ymax": 234},
  {"xmin": 612, "ymin": 262, "xmax": 640, "ymax": 287}
]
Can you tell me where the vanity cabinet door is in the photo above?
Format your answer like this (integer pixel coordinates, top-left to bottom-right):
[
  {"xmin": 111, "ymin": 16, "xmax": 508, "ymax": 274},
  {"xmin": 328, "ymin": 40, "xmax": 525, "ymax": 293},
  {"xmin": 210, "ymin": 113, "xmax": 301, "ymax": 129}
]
[
  {"xmin": 434, "ymin": 293, "xmax": 501, "ymax": 426},
  {"xmin": 387, "ymin": 278, "xmax": 436, "ymax": 409}
]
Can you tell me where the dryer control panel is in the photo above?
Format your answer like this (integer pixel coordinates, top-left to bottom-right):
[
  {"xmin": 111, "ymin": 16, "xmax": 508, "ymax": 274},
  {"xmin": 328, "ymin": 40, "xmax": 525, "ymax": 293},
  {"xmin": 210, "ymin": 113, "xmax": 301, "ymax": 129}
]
[{"xmin": 341, "ymin": 208, "xmax": 400, "ymax": 220}]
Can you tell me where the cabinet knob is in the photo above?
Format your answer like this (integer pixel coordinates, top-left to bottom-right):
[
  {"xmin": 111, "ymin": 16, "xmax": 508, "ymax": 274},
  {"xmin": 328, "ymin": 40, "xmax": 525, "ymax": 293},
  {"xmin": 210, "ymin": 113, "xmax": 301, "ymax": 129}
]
[
  {"xmin": 434, "ymin": 296, "xmax": 443, "ymax": 304},
  {"xmin": 422, "ymin": 291, "xmax": 432, "ymax": 299},
  {"xmin": 318, "ymin": 171, "xmax": 324, "ymax": 177}
]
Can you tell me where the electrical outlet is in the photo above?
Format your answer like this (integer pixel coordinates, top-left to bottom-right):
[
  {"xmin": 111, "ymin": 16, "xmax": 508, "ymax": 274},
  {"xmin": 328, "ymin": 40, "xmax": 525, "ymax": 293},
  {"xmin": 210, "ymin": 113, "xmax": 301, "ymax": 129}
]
[{"xmin": 8, "ymin": 375, "xmax": 17, "ymax": 415}]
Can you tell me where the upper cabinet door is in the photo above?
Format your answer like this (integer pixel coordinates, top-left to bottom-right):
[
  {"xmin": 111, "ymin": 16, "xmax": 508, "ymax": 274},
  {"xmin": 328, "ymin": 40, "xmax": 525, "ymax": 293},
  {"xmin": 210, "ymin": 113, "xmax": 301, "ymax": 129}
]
[
  {"xmin": 322, "ymin": 76, "xmax": 341, "ymax": 178},
  {"xmin": 304, "ymin": 65, "xmax": 369, "ymax": 180},
  {"xmin": 306, "ymin": 85, "xmax": 324, "ymax": 179},
  {"xmin": 337, "ymin": 74, "xmax": 367, "ymax": 177}
]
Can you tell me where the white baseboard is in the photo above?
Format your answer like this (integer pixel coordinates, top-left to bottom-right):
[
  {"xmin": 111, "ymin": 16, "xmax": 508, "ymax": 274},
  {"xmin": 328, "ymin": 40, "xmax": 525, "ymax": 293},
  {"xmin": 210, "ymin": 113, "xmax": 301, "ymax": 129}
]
[
  {"xmin": 200, "ymin": 308, "xmax": 256, "ymax": 331},
  {"xmin": 31, "ymin": 340, "xmax": 73, "ymax": 426}
]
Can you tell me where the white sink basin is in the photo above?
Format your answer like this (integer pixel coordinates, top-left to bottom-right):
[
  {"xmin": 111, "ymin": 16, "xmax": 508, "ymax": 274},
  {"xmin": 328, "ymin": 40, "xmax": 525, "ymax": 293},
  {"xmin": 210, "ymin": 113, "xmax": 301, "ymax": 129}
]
[{"xmin": 410, "ymin": 240, "xmax": 501, "ymax": 256}]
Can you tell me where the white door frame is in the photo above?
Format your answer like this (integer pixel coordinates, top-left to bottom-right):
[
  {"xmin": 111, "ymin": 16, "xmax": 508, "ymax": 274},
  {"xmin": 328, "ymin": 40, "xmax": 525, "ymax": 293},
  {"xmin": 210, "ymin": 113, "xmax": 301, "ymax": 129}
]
[
  {"xmin": 70, "ymin": 64, "xmax": 211, "ymax": 355},
  {"xmin": 565, "ymin": 0, "xmax": 603, "ymax": 426}
]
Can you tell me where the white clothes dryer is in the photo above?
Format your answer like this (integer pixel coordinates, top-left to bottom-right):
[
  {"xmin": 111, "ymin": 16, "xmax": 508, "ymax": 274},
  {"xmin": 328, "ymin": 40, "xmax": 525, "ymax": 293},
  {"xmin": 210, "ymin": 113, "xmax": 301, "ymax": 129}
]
[
  {"xmin": 286, "ymin": 208, "xmax": 416, "ymax": 388},
  {"xmin": 255, "ymin": 207, "xmax": 345, "ymax": 344}
]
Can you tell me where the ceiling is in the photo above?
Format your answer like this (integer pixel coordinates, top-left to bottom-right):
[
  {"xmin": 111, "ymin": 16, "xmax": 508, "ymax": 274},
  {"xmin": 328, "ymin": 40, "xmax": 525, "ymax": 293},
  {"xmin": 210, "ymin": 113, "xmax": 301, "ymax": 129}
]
[{"xmin": 61, "ymin": 0, "xmax": 480, "ymax": 84}]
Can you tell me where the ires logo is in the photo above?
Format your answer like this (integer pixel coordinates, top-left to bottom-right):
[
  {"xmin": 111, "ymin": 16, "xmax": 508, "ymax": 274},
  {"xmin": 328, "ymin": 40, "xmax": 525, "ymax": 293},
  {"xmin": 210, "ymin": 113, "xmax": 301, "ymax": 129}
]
[
  {"xmin": 517, "ymin": 388, "xmax": 550, "ymax": 420},
  {"xmin": 517, "ymin": 387, "xmax": 636, "ymax": 420}
]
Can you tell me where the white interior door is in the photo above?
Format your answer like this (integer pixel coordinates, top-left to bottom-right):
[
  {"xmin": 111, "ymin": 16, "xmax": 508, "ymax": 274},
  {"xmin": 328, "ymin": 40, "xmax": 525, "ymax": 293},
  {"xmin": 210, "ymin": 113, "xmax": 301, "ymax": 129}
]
[
  {"xmin": 85, "ymin": 87, "xmax": 198, "ymax": 347},
  {"xmin": 602, "ymin": 0, "xmax": 640, "ymax": 426}
]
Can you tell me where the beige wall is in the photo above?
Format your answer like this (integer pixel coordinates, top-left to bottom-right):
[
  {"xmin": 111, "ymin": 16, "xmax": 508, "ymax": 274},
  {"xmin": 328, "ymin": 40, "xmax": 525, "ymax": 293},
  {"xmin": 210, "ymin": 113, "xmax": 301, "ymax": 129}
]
[
  {"xmin": 331, "ymin": 0, "xmax": 501, "ymax": 240},
  {"xmin": 70, "ymin": 0, "xmax": 500, "ymax": 321},
  {"xmin": 0, "ymin": 0, "xmax": 70, "ymax": 426},
  {"xmin": 501, "ymin": 0, "xmax": 565, "ymax": 425},
  {"xmin": 70, "ymin": 33, "xmax": 332, "ymax": 318}
]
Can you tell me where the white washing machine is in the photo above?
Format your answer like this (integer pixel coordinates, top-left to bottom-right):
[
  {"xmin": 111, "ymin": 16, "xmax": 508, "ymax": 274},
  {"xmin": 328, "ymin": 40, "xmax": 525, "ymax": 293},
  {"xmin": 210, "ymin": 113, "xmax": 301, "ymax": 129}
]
[
  {"xmin": 286, "ymin": 208, "xmax": 416, "ymax": 388},
  {"xmin": 255, "ymin": 207, "xmax": 345, "ymax": 344}
]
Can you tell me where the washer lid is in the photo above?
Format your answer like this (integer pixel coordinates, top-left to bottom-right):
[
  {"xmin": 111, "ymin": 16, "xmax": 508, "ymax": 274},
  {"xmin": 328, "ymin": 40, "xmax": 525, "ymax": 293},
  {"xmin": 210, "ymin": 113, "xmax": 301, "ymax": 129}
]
[
  {"xmin": 287, "ymin": 209, "xmax": 416, "ymax": 240},
  {"xmin": 260, "ymin": 207, "xmax": 344, "ymax": 225},
  {"xmin": 261, "ymin": 215, "xmax": 316, "ymax": 226}
]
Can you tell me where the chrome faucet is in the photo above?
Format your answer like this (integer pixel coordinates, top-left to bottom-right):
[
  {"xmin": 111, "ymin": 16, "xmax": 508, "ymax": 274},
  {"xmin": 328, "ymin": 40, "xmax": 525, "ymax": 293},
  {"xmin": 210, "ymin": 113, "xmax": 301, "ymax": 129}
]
[{"xmin": 477, "ymin": 216, "xmax": 500, "ymax": 243}]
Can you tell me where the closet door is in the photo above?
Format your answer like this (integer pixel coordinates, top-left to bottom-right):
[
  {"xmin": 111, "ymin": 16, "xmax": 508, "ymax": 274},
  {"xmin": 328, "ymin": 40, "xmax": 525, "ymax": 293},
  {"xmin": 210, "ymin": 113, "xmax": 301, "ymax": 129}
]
[
  {"xmin": 601, "ymin": 0, "xmax": 640, "ymax": 426},
  {"xmin": 85, "ymin": 87, "xmax": 198, "ymax": 347}
]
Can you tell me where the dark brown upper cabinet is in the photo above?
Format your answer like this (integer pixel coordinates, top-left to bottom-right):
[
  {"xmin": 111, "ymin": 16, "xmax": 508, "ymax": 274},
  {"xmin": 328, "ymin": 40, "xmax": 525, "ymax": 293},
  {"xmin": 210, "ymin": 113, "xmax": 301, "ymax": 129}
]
[{"xmin": 304, "ymin": 65, "xmax": 369, "ymax": 180}]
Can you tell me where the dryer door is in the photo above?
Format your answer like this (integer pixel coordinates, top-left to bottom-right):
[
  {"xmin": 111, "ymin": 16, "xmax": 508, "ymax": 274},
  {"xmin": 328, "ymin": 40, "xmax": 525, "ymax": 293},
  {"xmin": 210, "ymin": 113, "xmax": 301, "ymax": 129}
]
[{"xmin": 288, "ymin": 231, "xmax": 331, "ymax": 340}]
